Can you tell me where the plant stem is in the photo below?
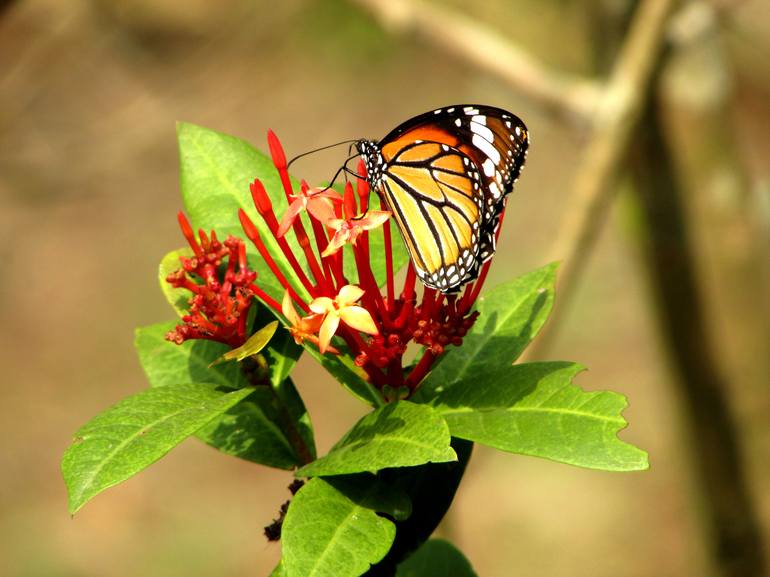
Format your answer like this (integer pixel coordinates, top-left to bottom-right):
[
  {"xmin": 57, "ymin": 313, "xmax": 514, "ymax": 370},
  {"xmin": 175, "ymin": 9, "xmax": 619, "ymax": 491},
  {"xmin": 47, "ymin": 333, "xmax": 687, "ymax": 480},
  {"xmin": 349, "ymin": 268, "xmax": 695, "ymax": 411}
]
[
  {"xmin": 243, "ymin": 359, "xmax": 315, "ymax": 466},
  {"xmin": 269, "ymin": 386, "xmax": 315, "ymax": 466}
]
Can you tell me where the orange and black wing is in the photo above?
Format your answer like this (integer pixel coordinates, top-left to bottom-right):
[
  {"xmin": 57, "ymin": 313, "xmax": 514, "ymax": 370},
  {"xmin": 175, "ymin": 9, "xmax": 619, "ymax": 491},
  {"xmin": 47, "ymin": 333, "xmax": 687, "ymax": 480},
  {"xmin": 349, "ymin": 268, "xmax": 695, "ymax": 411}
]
[
  {"xmin": 376, "ymin": 140, "xmax": 484, "ymax": 292},
  {"xmin": 380, "ymin": 105, "xmax": 529, "ymax": 262},
  {"xmin": 357, "ymin": 104, "xmax": 528, "ymax": 292}
]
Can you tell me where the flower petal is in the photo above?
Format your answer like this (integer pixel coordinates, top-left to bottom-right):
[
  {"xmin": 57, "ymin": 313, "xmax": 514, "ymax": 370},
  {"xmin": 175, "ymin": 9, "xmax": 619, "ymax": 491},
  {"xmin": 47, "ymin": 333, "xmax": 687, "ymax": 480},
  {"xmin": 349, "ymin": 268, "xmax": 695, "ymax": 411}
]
[
  {"xmin": 325, "ymin": 218, "xmax": 345, "ymax": 231},
  {"xmin": 318, "ymin": 313, "xmax": 341, "ymax": 354},
  {"xmin": 359, "ymin": 210, "xmax": 391, "ymax": 230},
  {"xmin": 340, "ymin": 305, "xmax": 379, "ymax": 335},
  {"xmin": 311, "ymin": 188, "xmax": 344, "ymax": 202},
  {"xmin": 282, "ymin": 290, "xmax": 300, "ymax": 325},
  {"xmin": 321, "ymin": 230, "xmax": 349, "ymax": 257},
  {"xmin": 338, "ymin": 284, "xmax": 365, "ymax": 305},
  {"xmin": 276, "ymin": 199, "xmax": 306, "ymax": 238},
  {"xmin": 307, "ymin": 197, "xmax": 338, "ymax": 223},
  {"xmin": 309, "ymin": 296, "xmax": 335, "ymax": 314},
  {"xmin": 347, "ymin": 226, "xmax": 364, "ymax": 246},
  {"xmin": 300, "ymin": 313, "xmax": 324, "ymax": 333}
]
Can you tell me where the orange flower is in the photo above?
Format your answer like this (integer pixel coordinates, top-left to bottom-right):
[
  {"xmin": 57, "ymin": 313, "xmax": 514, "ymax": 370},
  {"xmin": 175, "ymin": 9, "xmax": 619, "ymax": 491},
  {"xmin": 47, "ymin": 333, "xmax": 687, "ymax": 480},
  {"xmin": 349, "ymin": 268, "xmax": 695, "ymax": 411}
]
[
  {"xmin": 276, "ymin": 185, "xmax": 341, "ymax": 238},
  {"xmin": 321, "ymin": 210, "xmax": 391, "ymax": 257},
  {"xmin": 282, "ymin": 290, "xmax": 338, "ymax": 353},
  {"xmin": 309, "ymin": 285, "xmax": 378, "ymax": 354}
]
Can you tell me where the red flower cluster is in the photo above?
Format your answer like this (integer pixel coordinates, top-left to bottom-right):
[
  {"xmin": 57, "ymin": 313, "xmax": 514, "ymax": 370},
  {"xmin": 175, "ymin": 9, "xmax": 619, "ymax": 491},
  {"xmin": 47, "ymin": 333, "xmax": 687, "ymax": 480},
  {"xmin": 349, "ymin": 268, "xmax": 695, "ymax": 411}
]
[
  {"xmin": 168, "ymin": 131, "xmax": 502, "ymax": 397},
  {"xmin": 165, "ymin": 214, "xmax": 256, "ymax": 348}
]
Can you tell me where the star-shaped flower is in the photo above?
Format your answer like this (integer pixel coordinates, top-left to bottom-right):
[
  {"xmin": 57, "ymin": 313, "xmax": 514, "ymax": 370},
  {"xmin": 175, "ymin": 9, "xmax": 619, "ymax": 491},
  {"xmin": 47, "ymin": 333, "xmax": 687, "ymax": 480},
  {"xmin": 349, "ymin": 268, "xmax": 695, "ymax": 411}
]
[
  {"xmin": 277, "ymin": 183, "xmax": 342, "ymax": 238},
  {"xmin": 309, "ymin": 285, "xmax": 378, "ymax": 353},
  {"xmin": 282, "ymin": 290, "xmax": 338, "ymax": 353},
  {"xmin": 321, "ymin": 210, "xmax": 391, "ymax": 257}
]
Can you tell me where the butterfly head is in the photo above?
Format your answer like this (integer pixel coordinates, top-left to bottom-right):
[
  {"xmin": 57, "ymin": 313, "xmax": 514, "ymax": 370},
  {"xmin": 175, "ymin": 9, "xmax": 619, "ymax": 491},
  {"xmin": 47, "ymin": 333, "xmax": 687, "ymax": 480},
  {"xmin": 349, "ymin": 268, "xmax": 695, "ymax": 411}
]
[{"xmin": 355, "ymin": 139, "xmax": 384, "ymax": 187}]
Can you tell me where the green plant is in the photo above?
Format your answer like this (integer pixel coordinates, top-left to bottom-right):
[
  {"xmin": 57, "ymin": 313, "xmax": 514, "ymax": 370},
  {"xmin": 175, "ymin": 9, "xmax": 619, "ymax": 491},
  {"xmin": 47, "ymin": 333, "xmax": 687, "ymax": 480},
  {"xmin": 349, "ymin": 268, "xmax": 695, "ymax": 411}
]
[{"xmin": 62, "ymin": 123, "xmax": 647, "ymax": 577}]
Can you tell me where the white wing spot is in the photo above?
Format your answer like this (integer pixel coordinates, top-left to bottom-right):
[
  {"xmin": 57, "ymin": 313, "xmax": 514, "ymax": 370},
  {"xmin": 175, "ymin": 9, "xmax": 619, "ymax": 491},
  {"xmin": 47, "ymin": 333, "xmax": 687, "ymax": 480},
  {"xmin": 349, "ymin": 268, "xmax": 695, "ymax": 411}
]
[
  {"xmin": 472, "ymin": 134, "xmax": 500, "ymax": 165},
  {"xmin": 470, "ymin": 121, "xmax": 494, "ymax": 143},
  {"xmin": 482, "ymin": 158, "xmax": 495, "ymax": 177}
]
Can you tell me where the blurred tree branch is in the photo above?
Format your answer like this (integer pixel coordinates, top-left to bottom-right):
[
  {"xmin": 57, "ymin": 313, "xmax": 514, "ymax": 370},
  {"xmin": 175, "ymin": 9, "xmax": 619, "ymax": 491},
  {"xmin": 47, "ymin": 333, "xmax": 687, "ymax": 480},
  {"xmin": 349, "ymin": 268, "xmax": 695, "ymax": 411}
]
[
  {"xmin": 521, "ymin": 0, "xmax": 678, "ymax": 360},
  {"xmin": 350, "ymin": 0, "xmax": 603, "ymax": 123}
]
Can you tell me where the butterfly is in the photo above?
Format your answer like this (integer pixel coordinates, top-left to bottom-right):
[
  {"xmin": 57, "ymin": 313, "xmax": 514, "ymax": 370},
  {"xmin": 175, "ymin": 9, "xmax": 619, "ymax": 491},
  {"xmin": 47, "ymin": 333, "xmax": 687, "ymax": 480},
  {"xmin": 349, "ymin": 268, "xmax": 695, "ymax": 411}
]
[{"xmin": 356, "ymin": 104, "xmax": 529, "ymax": 293}]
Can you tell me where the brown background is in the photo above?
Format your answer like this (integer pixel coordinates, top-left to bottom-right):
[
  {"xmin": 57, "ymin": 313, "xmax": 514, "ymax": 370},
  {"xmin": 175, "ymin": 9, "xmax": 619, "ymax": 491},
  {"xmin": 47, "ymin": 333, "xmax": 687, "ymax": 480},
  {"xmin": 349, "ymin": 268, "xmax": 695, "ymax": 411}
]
[{"xmin": 1, "ymin": 0, "xmax": 769, "ymax": 576}]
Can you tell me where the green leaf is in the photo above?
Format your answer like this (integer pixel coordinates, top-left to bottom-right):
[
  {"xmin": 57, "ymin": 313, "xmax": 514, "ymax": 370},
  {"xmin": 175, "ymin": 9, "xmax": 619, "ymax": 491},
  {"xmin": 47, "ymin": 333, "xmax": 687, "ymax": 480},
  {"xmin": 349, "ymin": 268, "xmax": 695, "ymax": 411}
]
[
  {"xmin": 262, "ymin": 321, "xmax": 302, "ymax": 388},
  {"xmin": 429, "ymin": 361, "xmax": 648, "ymax": 471},
  {"xmin": 270, "ymin": 562, "xmax": 287, "ymax": 577},
  {"xmin": 396, "ymin": 540, "xmax": 477, "ymax": 577},
  {"xmin": 296, "ymin": 402, "xmax": 456, "ymax": 477},
  {"xmin": 282, "ymin": 476, "xmax": 410, "ymax": 577},
  {"xmin": 158, "ymin": 248, "xmax": 193, "ymax": 317},
  {"xmin": 62, "ymin": 383, "xmax": 253, "ymax": 514},
  {"xmin": 135, "ymin": 322, "xmax": 250, "ymax": 389},
  {"xmin": 177, "ymin": 122, "xmax": 310, "ymax": 302},
  {"xmin": 209, "ymin": 320, "xmax": 278, "ymax": 366},
  {"xmin": 417, "ymin": 263, "xmax": 557, "ymax": 400},
  {"xmin": 194, "ymin": 379, "xmax": 312, "ymax": 468},
  {"xmin": 376, "ymin": 438, "xmax": 473, "ymax": 569},
  {"xmin": 134, "ymin": 323, "xmax": 313, "ymax": 467}
]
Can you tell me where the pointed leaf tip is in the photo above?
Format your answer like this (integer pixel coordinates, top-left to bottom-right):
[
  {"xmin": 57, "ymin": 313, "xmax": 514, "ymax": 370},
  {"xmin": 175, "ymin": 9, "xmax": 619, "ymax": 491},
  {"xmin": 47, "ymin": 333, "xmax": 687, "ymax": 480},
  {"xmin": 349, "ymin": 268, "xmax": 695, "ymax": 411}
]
[{"xmin": 209, "ymin": 321, "xmax": 278, "ymax": 367}]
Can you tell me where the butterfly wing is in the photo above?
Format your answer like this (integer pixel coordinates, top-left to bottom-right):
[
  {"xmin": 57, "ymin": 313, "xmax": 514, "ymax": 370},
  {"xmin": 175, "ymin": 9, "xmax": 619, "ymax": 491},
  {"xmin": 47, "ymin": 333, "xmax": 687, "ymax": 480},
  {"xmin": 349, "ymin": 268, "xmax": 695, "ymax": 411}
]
[
  {"xmin": 358, "ymin": 104, "xmax": 528, "ymax": 292},
  {"xmin": 375, "ymin": 140, "xmax": 484, "ymax": 291}
]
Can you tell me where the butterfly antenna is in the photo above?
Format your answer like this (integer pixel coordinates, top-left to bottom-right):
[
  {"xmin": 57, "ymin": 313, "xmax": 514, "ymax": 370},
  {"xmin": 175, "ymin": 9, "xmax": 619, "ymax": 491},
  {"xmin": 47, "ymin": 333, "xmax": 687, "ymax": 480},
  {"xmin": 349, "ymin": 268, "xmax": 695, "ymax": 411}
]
[
  {"xmin": 312, "ymin": 155, "xmax": 361, "ymax": 195},
  {"xmin": 286, "ymin": 139, "xmax": 361, "ymax": 170}
]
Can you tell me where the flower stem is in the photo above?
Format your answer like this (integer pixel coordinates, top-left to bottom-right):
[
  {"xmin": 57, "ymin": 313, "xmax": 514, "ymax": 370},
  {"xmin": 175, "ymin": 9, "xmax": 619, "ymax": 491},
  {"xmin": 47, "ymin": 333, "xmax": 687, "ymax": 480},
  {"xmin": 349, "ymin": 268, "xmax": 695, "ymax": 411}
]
[{"xmin": 404, "ymin": 348, "xmax": 436, "ymax": 391}]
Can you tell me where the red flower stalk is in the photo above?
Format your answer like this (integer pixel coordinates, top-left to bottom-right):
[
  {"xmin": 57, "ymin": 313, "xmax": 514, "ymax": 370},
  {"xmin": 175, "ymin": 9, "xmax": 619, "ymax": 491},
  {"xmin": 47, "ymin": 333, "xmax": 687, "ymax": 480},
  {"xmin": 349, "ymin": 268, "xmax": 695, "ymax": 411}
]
[
  {"xmin": 233, "ymin": 131, "xmax": 503, "ymax": 397},
  {"xmin": 165, "ymin": 212, "xmax": 258, "ymax": 348}
]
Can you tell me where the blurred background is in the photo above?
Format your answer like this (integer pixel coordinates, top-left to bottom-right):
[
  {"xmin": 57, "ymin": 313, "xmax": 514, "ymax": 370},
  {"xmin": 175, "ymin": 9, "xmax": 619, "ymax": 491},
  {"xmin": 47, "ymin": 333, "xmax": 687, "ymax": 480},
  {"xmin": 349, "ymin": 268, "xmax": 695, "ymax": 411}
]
[{"xmin": 1, "ymin": 0, "xmax": 769, "ymax": 575}]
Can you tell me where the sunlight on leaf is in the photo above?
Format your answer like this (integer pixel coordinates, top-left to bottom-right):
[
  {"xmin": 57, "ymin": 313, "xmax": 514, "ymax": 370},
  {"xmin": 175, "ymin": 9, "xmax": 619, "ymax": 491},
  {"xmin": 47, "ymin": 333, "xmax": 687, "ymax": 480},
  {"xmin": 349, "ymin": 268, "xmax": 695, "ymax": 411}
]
[
  {"xmin": 62, "ymin": 383, "xmax": 253, "ymax": 514},
  {"xmin": 282, "ymin": 476, "xmax": 410, "ymax": 577},
  {"xmin": 429, "ymin": 361, "xmax": 648, "ymax": 471},
  {"xmin": 158, "ymin": 247, "xmax": 193, "ymax": 317},
  {"xmin": 296, "ymin": 402, "xmax": 456, "ymax": 477}
]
